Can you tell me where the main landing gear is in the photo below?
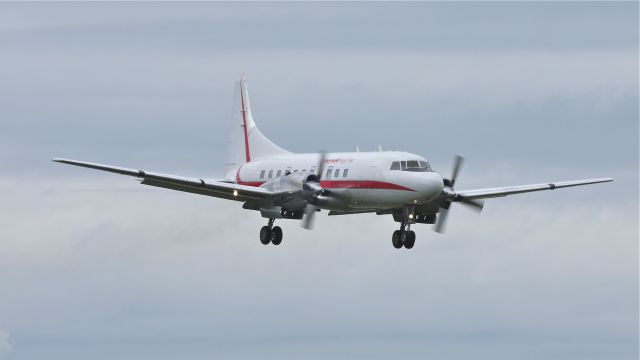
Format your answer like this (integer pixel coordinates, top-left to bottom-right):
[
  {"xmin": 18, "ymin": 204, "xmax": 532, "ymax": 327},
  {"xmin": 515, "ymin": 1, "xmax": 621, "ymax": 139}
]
[
  {"xmin": 392, "ymin": 223, "xmax": 416, "ymax": 249},
  {"xmin": 259, "ymin": 218, "xmax": 283, "ymax": 246}
]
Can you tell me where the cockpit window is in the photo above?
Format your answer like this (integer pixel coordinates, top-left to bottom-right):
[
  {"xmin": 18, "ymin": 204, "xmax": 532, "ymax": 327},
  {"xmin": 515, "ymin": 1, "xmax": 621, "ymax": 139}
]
[
  {"xmin": 391, "ymin": 160, "xmax": 432, "ymax": 172},
  {"xmin": 419, "ymin": 161, "xmax": 432, "ymax": 171},
  {"xmin": 406, "ymin": 160, "xmax": 420, "ymax": 169}
]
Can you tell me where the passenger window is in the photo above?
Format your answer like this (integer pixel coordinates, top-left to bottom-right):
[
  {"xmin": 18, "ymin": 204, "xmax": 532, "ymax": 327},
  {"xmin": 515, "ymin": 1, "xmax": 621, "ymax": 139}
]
[
  {"xmin": 390, "ymin": 161, "xmax": 400, "ymax": 170},
  {"xmin": 260, "ymin": 170, "xmax": 265, "ymax": 179},
  {"xmin": 326, "ymin": 166, "xmax": 333, "ymax": 179},
  {"xmin": 343, "ymin": 169, "xmax": 349, "ymax": 177},
  {"xmin": 276, "ymin": 170, "xmax": 282, "ymax": 177},
  {"xmin": 334, "ymin": 169, "xmax": 340, "ymax": 178},
  {"xmin": 268, "ymin": 170, "xmax": 273, "ymax": 178}
]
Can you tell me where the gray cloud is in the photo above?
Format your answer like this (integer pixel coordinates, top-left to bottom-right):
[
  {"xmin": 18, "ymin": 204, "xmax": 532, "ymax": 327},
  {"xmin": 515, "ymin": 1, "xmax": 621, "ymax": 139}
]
[
  {"xmin": 2, "ymin": 50, "xmax": 636, "ymax": 176},
  {"xmin": 0, "ymin": 330, "xmax": 9, "ymax": 360},
  {"xmin": 1, "ymin": 2, "xmax": 636, "ymax": 53},
  {"xmin": 0, "ymin": 175, "xmax": 636, "ymax": 359}
]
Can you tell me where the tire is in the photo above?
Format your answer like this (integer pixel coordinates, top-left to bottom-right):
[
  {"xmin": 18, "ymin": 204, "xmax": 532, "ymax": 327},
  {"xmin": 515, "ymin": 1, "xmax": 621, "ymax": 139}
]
[
  {"xmin": 392, "ymin": 230, "xmax": 403, "ymax": 249},
  {"xmin": 260, "ymin": 226, "xmax": 271, "ymax": 245},
  {"xmin": 271, "ymin": 226, "xmax": 283, "ymax": 245},
  {"xmin": 404, "ymin": 231, "xmax": 416, "ymax": 249}
]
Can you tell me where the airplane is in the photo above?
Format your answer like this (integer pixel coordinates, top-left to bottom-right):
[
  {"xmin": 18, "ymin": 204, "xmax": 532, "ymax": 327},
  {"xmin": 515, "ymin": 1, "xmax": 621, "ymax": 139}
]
[{"xmin": 53, "ymin": 75, "xmax": 613, "ymax": 249}]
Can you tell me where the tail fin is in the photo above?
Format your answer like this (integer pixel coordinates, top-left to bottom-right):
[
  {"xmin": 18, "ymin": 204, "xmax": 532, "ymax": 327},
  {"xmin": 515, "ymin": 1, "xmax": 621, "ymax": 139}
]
[{"xmin": 225, "ymin": 75, "xmax": 290, "ymax": 180}]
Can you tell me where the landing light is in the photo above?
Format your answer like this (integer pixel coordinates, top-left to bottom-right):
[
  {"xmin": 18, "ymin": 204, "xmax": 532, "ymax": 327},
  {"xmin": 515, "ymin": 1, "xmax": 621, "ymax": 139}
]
[
  {"xmin": 233, "ymin": 190, "xmax": 238, "ymax": 197},
  {"xmin": 409, "ymin": 214, "xmax": 414, "ymax": 219}
]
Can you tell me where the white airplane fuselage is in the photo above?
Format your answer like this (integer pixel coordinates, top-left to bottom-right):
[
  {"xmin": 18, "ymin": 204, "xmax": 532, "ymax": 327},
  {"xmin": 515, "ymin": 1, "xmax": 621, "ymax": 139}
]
[{"xmin": 233, "ymin": 151, "xmax": 445, "ymax": 211}]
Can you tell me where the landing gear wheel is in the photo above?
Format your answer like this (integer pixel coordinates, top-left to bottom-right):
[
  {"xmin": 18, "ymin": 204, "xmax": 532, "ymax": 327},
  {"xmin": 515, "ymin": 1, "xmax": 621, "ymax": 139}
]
[
  {"xmin": 392, "ymin": 230, "xmax": 403, "ymax": 249},
  {"xmin": 404, "ymin": 231, "xmax": 416, "ymax": 249},
  {"xmin": 259, "ymin": 226, "xmax": 271, "ymax": 245},
  {"xmin": 271, "ymin": 226, "xmax": 283, "ymax": 245}
]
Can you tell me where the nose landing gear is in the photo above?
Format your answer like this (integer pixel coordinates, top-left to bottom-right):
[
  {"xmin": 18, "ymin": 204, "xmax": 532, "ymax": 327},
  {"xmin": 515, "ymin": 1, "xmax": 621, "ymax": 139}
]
[
  {"xmin": 392, "ymin": 223, "xmax": 416, "ymax": 249},
  {"xmin": 259, "ymin": 218, "xmax": 283, "ymax": 246}
]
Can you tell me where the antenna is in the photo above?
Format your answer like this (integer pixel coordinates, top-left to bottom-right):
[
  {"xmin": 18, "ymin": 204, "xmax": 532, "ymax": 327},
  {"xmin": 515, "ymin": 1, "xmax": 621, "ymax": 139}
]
[
  {"xmin": 356, "ymin": 145, "xmax": 360, "ymax": 152},
  {"xmin": 378, "ymin": 145, "xmax": 383, "ymax": 152}
]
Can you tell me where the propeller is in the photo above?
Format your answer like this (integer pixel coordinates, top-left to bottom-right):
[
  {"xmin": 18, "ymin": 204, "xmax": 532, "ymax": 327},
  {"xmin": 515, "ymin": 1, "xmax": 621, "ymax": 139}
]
[
  {"xmin": 434, "ymin": 155, "xmax": 484, "ymax": 233},
  {"xmin": 444, "ymin": 155, "xmax": 464, "ymax": 187},
  {"xmin": 301, "ymin": 151, "xmax": 327, "ymax": 230},
  {"xmin": 301, "ymin": 204, "xmax": 319, "ymax": 230}
]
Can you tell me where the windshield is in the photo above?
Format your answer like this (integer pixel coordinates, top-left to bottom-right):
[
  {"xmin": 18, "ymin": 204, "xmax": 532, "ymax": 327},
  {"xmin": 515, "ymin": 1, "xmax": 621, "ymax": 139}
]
[{"xmin": 389, "ymin": 160, "xmax": 432, "ymax": 172}]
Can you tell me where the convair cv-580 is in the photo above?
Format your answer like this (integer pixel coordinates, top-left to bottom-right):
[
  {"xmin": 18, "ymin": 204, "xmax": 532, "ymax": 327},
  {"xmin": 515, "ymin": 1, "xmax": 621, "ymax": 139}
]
[{"xmin": 54, "ymin": 76, "xmax": 613, "ymax": 249}]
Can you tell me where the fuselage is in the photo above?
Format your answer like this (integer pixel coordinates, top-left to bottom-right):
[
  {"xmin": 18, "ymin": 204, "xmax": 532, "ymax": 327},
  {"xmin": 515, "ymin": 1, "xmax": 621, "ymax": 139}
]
[{"xmin": 232, "ymin": 151, "xmax": 445, "ymax": 211}]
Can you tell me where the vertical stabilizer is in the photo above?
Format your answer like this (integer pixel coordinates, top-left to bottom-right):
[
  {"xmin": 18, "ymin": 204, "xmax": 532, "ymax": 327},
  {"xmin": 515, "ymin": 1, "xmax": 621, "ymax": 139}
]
[{"xmin": 225, "ymin": 75, "xmax": 290, "ymax": 180}]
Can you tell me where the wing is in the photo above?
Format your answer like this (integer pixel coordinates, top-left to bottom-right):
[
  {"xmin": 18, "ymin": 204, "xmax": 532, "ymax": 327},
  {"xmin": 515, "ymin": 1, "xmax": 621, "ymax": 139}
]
[
  {"xmin": 53, "ymin": 158, "xmax": 273, "ymax": 202},
  {"xmin": 456, "ymin": 178, "xmax": 613, "ymax": 200}
]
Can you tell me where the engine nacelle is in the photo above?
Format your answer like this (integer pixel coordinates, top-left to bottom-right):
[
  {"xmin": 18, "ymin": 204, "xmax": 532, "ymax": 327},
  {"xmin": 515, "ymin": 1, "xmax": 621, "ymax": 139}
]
[
  {"xmin": 260, "ymin": 171, "xmax": 312, "ymax": 193},
  {"xmin": 313, "ymin": 195, "xmax": 343, "ymax": 209}
]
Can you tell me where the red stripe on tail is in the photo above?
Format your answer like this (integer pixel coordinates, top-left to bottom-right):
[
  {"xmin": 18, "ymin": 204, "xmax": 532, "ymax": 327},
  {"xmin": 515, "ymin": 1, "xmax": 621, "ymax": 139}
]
[{"xmin": 240, "ymin": 84, "xmax": 251, "ymax": 162}]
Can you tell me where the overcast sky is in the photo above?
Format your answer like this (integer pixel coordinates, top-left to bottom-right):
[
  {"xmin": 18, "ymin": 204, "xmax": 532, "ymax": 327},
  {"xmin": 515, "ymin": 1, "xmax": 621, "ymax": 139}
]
[{"xmin": 0, "ymin": 2, "xmax": 637, "ymax": 360}]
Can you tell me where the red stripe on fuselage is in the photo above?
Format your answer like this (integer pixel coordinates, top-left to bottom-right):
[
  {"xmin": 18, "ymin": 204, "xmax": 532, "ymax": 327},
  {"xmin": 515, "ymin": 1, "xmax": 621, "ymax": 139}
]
[
  {"xmin": 240, "ymin": 84, "xmax": 251, "ymax": 162},
  {"xmin": 234, "ymin": 179, "xmax": 415, "ymax": 191},
  {"xmin": 320, "ymin": 180, "xmax": 415, "ymax": 191}
]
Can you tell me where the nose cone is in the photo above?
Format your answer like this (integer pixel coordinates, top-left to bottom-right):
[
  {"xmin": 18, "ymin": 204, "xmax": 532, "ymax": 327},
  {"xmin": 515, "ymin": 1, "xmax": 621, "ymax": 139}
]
[{"xmin": 418, "ymin": 172, "xmax": 445, "ymax": 202}]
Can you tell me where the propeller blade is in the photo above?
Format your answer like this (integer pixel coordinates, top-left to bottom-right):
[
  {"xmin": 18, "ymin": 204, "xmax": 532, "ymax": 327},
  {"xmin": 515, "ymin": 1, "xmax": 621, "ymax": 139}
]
[
  {"xmin": 459, "ymin": 197, "xmax": 484, "ymax": 213},
  {"xmin": 301, "ymin": 205, "xmax": 318, "ymax": 230},
  {"xmin": 315, "ymin": 150, "xmax": 328, "ymax": 180},
  {"xmin": 450, "ymin": 155, "xmax": 464, "ymax": 187},
  {"xmin": 434, "ymin": 207, "xmax": 449, "ymax": 233}
]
